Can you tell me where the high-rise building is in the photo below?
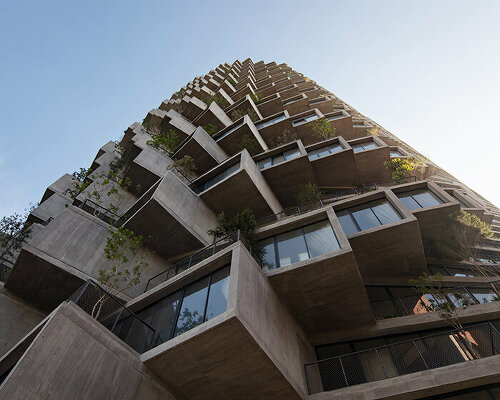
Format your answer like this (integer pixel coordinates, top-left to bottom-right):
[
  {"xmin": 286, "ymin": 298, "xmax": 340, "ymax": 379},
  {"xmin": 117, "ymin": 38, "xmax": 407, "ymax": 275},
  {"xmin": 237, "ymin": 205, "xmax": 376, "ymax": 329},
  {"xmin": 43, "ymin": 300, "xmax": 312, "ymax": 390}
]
[{"xmin": 1, "ymin": 58, "xmax": 500, "ymax": 399}]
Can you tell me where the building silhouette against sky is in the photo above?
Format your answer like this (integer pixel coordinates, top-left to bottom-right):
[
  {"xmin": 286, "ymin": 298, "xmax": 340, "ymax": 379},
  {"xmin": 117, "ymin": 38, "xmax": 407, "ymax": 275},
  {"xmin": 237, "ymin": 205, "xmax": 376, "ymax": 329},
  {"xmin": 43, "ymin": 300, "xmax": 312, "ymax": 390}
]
[{"xmin": 1, "ymin": 59, "xmax": 500, "ymax": 399}]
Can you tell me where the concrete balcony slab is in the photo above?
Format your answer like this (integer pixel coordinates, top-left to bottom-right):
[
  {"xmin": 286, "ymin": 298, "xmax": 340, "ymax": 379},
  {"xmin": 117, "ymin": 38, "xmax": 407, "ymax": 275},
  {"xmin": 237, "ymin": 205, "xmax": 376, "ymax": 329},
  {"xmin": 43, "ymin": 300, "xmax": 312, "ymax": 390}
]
[
  {"xmin": 192, "ymin": 101, "xmax": 232, "ymax": 133},
  {"xmin": 214, "ymin": 116, "xmax": 267, "ymax": 156}
]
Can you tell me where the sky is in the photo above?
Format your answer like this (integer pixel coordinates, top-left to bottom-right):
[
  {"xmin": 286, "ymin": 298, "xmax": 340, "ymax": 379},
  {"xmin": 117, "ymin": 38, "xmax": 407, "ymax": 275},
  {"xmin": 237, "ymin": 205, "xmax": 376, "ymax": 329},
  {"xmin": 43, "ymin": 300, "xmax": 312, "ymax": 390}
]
[{"xmin": 0, "ymin": 0, "xmax": 499, "ymax": 217}]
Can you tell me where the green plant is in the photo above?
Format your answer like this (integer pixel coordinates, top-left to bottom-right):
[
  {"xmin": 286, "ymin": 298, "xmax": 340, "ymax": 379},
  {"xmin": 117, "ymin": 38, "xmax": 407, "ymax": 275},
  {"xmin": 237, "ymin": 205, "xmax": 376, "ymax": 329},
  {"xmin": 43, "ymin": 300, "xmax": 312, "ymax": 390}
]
[
  {"xmin": 367, "ymin": 127, "xmax": 379, "ymax": 136},
  {"xmin": 235, "ymin": 135, "xmax": 260, "ymax": 156},
  {"xmin": 309, "ymin": 119, "xmax": 335, "ymax": 140},
  {"xmin": 93, "ymin": 227, "xmax": 148, "ymax": 318},
  {"xmin": 250, "ymin": 92, "xmax": 263, "ymax": 105},
  {"xmin": 203, "ymin": 123, "xmax": 218, "ymax": 137},
  {"xmin": 274, "ymin": 129, "xmax": 298, "ymax": 146},
  {"xmin": 450, "ymin": 210, "xmax": 493, "ymax": 238},
  {"xmin": 0, "ymin": 204, "xmax": 36, "ymax": 260},
  {"xmin": 172, "ymin": 155, "xmax": 198, "ymax": 179},
  {"xmin": 410, "ymin": 273, "xmax": 474, "ymax": 330},
  {"xmin": 208, "ymin": 209, "xmax": 256, "ymax": 245},
  {"xmin": 227, "ymin": 77, "xmax": 236, "ymax": 86},
  {"xmin": 295, "ymin": 183, "xmax": 323, "ymax": 207},
  {"xmin": 147, "ymin": 129, "xmax": 179, "ymax": 154},
  {"xmin": 230, "ymin": 108, "xmax": 259, "ymax": 122},
  {"xmin": 384, "ymin": 157, "xmax": 423, "ymax": 184},
  {"xmin": 204, "ymin": 95, "xmax": 224, "ymax": 107}
]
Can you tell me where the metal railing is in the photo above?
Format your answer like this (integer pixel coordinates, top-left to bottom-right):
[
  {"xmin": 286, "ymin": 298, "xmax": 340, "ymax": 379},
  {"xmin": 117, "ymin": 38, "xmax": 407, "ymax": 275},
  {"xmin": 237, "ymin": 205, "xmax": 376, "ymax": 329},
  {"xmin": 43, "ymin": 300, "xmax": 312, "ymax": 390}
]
[
  {"xmin": 370, "ymin": 280, "xmax": 500, "ymax": 320},
  {"xmin": 254, "ymin": 176, "xmax": 419, "ymax": 228},
  {"xmin": 305, "ymin": 322, "xmax": 500, "ymax": 394},
  {"xmin": 144, "ymin": 230, "xmax": 245, "ymax": 293},
  {"xmin": 68, "ymin": 280, "xmax": 156, "ymax": 353},
  {"xmin": 79, "ymin": 199, "xmax": 121, "ymax": 225},
  {"xmin": 429, "ymin": 263, "xmax": 500, "ymax": 278}
]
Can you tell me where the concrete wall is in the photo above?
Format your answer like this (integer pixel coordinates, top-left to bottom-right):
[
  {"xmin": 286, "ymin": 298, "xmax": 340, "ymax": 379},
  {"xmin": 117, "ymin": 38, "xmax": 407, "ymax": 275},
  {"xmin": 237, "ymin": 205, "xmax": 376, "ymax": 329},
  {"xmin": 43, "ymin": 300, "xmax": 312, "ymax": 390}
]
[
  {"xmin": 233, "ymin": 244, "xmax": 314, "ymax": 399},
  {"xmin": 0, "ymin": 284, "xmax": 45, "ymax": 358},
  {"xmin": 0, "ymin": 302, "xmax": 178, "ymax": 400}
]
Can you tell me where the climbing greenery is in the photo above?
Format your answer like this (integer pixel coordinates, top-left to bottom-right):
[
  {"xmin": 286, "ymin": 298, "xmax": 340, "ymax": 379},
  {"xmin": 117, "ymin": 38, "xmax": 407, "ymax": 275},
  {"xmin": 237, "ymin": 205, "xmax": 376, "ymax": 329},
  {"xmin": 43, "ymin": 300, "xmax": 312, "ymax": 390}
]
[
  {"xmin": 146, "ymin": 129, "xmax": 179, "ymax": 154},
  {"xmin": 172, "ymin": 155, "xmax": 198, "ymax": 180},
  {"xmin": 310, "ymin": 119, "xmax": 335, "ymax": 140},
  {"xmin": 295, "ymin": 183, "xmax": 323, "ymax": 207},
  {"xmin": 274, "ymin": 129, "xmax": 297, "ymax": 147},
  {"xmin": 384, "ymin": 157, "xmax": 423, "ymax": 184},
  {"xmin": 208, "ymin": 208, "xmax": 257, "ymax": 245},
  {"xmin": 203, "ymin": 123, "xmax": 218, "ymax": 137}
]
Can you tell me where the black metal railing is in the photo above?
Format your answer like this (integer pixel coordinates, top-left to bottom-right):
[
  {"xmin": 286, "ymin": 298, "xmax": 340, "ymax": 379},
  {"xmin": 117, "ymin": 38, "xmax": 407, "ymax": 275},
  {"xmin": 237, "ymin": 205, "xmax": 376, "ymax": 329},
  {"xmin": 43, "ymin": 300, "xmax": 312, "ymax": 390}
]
[
  {"xmin": 68, "ymin": 280, "xmax": 156, "ymax": 353},
  {"xmin": 0, "ymin": 257, "xmax": 14, "ymax": 283},
  {"xmin": 370, "ymin": 280, "xmax": 500, "ymax": 320},
  {"xmin": 79, "ymin": 199, "xmax": 121, "ymax": 225},
  {"xmin": 144, "ymin": 230, "xmax": 245, "ymax": 293},
  {"xmin": 429, "ymin": 263, "xmax": 500, "ymax": 278},
  {"xmin": 305, "ymin": 322, "xmax": 500, "ymax": 394},
  {"xmin": 254, "ymin": 176, "xmax": 419, "ymax": 227}
]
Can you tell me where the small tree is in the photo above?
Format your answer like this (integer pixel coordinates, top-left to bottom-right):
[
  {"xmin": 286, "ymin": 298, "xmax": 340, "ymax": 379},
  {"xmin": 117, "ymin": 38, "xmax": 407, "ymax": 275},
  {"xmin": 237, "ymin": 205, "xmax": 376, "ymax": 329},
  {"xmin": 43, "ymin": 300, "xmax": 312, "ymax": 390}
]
[
  {"xmin": 93, "ymin": 227, "xmax": 148, "ymax": 319},
  {"xmin": 384, "ymin": 157, "xmax": 423, "ymax": 184},
  {"xmin": 208, "ymin": 208, "xmax": 257, "ymax": 245},
  {"xmin": 274, "ymin": 129, "xmax": 298, "ymax": 146},
  {"xmin": 235, "ymin": 135, "xmax": 260, "ymax": 156},
  {"xmin": 0, "ymin": 205, "xmax": 36, "ymax": 260},
  {"xmin": 147, "ymin": 129, "xmax": 179, "ymax": 154},
  {"xmin": 203, "ymin": 123, "xmax": 218, "ymax": 137},
  {"xmin": 230, "ymin": 108, "xmax": 259, "ymax": 122},
  {"xmin": 310, "ymin": 119, "xmax": 335, "ymax": 140},
  {"xmin": 250, "ymin": 92, "xmax": 263, "ymax": 105},
  {"xmin": 171, "ymin": 155, "xmax": 198, "ymax": 179},
  {"xmin": 295, "ymin": 183, "xmax": 323, "ymax": 207}
]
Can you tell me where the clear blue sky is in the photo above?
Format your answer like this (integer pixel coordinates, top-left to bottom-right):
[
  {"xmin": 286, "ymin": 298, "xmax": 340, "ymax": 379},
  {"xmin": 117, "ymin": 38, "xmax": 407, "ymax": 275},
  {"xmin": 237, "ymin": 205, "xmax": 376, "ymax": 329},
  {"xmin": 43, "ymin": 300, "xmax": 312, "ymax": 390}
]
[{"xmin": 1, "ymin": 0, "xmax": 499, "ymax": 217}]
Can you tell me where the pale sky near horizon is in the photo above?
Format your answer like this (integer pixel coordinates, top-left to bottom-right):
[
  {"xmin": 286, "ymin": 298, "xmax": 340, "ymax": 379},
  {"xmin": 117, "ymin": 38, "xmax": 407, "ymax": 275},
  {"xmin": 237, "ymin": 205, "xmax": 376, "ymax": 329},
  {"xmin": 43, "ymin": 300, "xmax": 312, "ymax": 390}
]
[{"xmin": 1, "ymin": 0, "xmax": 499, "ymax": 217}]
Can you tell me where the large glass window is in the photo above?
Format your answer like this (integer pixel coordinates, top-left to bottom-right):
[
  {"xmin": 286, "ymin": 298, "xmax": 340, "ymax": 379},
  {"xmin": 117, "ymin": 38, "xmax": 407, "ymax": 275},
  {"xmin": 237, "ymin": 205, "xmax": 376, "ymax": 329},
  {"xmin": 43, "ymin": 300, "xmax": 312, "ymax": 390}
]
[
  {"xmin": 256, "ymin": 113, "xmax": 287, "ymax": 130},
  {"xmin": 336, "ymin": 199, "xmax": 402, "ymax": 235},
  {"xmin": 256, "ymin": 220, "xmax": 340, "ymax": 271},
  {"xmin": 200, "ymin": 162, "xmax": 240, "ymax": 191},
  {"xmin": 292, "ymin": 113, "xmax": 319, "ymax": 127},
  {"xmin": 397, "ymin": 189, "xmax": 443, "ymax": 211},
  {"xmin": 351, "ymin": 141, "xmax": 379, "ymax": 153},
  {"xmin": 257, "ymin": 148, "xmax": 301, "ymax": 170},
  {"xmin": 308, "ymin": 143, "xmax": 344, "ymax": 160},
  {"xmin": 390, "ymin": 150, "xmax": 404, "ymax": 157},
  {"xmin": 136, "ymin": 266, "xmax": 230, "ymax": 346}
]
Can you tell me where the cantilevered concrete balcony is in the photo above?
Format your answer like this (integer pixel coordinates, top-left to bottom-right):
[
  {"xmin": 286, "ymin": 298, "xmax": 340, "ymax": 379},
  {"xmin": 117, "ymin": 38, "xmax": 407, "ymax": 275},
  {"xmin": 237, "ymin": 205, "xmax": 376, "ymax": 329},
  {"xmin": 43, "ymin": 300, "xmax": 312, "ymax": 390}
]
[
  {"xmin": 126, "ymin": 242, "xmax": 312, "ymax": 400},
  {"xmin": 173, "ymin": 126, "xmax": 228, "ymax": 176},
  {"xmin": 352, "ymin": 118, "xmax": 375, "ymax": 137},
  {"xmin": 308, "ymin": 95, "xmax": 338, "ymax": 115},
  {"xmin": 391, "ymin": 181, "xmax": 460, "ymax": 249},
  {"xmin": 39, "ymin": 173, "xmax": 75, "ymax": 204},
  {"xmin": 159, "ymin": 109, "xmax": 196, "ymax": 143},
  {"xmin": 332, "ymin": 190, "xmax": 427, "ymax": 282},
  {"xmin": 213, "ymin": 115, "xmax": 267, "ymax": 156},
  {"xmin": 255, "ymin": 110, "xmax": 292, "ymax": 147},
  {"xmin": 301, "ymin": 86, "xmax": 325, "ymax": 99},
  {"xmin": 224, "ymin": 94, "xmax": 263, "ymax": 123},
  {"xmin": 258, "ymin": 82, "xmax": 277, "ymax": 98},
  {"xmin": 306, "ymin": 137, "xmax": 360, "ymax": 189},
  {"xmin": 348, "ymin": 136, "xmax": 391, "ymax": 184},
  {"xmin": 192, "ymin": 101, "xmax": 232, "ymax": 133},
  {"xmin": 122, "ymin": 172, "xmax": 217, "ymax": 259},
  {"xmin": 230, "ymin": 83, "xmax": 256, "ymax": 102},
  {"xmin": 5, "ymin": 206, "xmax": 167, "ymax": 311},
  {"xmin": 143, "ymin": 109, "xmax": 168, "ymax": 131},
  {"xmin": 323, "ymin": 110, "xmax": 354, "ymax": 139},
  {"xmin": 282, "ymin": 94, "xmax": 311, "ymax": 116},
  {"xmin": 255, "ymin": 140, "xmax": 316, "ymax": 207},
  {"xmin": 191, "ymin": 150, "xmax": 282, "ymax": 219},
  {"xmin": 290, "ymin": 109, "xmax": 327, "ymax": 146},
  {"xmin": 179, "ymin": 95, "xmax": 207, "ymax": 121},
  {"xmin": 278, "ymin": 84, "xmax": 301, "ymax": 101},
  {"xmin": 256, "ymin": 93, "xmax": 284, "ymax": 118},
  {"xmin": 254, "ymin": 208, "xmax": 375, "ymax": 333}
]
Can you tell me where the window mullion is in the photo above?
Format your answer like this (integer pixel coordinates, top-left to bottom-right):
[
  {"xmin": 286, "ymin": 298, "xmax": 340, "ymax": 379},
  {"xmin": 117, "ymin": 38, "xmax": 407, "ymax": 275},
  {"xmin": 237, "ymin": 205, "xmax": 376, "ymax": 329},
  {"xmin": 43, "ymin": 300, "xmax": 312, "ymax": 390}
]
[
  {"xmin": 202, "ymin": 272, "xmax": 213, "ymax": 322},
  {"xmin": 170, "ymin": 287, "xmax": 186, "ymax": 340}
]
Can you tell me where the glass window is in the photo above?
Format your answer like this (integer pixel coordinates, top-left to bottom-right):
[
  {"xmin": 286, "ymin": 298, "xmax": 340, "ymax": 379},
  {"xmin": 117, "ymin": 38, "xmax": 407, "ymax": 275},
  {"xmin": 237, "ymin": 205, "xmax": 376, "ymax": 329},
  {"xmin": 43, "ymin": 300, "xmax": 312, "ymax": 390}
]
[
  {"xmin": 201, "ymin": 162, "xmax": 240, "ymax": 191},
  {"xmin": 308, "ymin": 143, "xmax": 344, "ymax": 161},
  {"xmin": 470, "ymin": 288, "xmax": 497, "ymax": 304},
  {"xmin": 154, "ymin": 291, "xmax": 182, "ymax": 342},
  {"xmin": 303, "ymin": 220, "xmax": 340, "ymax": 258},
  {"xmin": 256, "ymin": 114, "xmax": 287, "ymax": 129},
  {"xmin": 397, "ymin": 189, "xmax": 443, "ymax": 210},
  {"xmin": 336, "ymin": 211, "xmax": 359, "ymax": 235},
  {"xmin": 337, "ymin": 200, "xmax": 402, "ymax": 235},
  {"xmin": 277, "ymin": 228, "xmax": 309, "ymax": 267},
  {"xmin": 258, "ymin": 157, "xmax": 272, "ymax": 170},
  {"xmin": 205, "ymin": 266, "xmax": 230, "ymax": 321},
  {"xmin": 284, "ymin": 148, "xmax": 301, "ymax": 161},
  {"xmin": 257, "ymin": 219, "xmax": 340, "ymax": 269},
  {"xmin": 174, "ymin": 277, "xmax": 209, "ymax": 337},
  {"xmin": 258, "ymin": 148, "xmax": 302, "ymax": 170},
  {"xmin": 351, "ymin": 141, "xmax": 379, "ymax": 153},
  {"xmin": 327, "ymin": 112, "xmax": 346, "ymax": 121},
  {"xmin": 257, "ymin": 237, "xmax": 276, "ymax": 271},
  {"xmin": 292, "ymin": 114, "xmax": 319, "ymax": 126}
]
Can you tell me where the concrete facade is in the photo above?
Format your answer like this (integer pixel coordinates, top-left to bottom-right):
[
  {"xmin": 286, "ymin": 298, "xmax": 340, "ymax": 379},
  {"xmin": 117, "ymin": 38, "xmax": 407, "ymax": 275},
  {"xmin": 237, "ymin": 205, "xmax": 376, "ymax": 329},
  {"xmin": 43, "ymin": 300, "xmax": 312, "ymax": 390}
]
[{"xmin": 1, "ymin": 58, "xmax": 499, "ymax": 399}]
